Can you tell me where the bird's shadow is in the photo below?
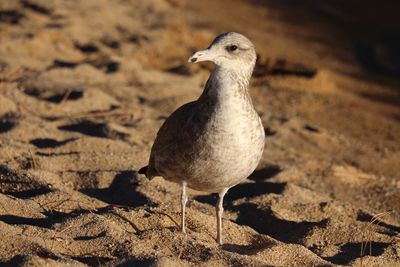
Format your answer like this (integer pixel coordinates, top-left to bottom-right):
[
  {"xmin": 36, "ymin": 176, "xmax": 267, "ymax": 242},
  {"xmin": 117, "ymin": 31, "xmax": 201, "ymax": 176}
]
[
  {"xmin": 194, "ymin": 164, "xmax": 330, "ymax": 246},
  {"xmin": 233, "ymin": 203, "xmax": 329, "ymax": 244},
  {"xmin": 248, "ymin": 164, "xmax": 282, "ymax": 182},
  {"xmin": 194, "ymin": 164, "xmax": 284, "ymax": 207},
  {"xmin": 194, "ymin": 181, "xmax": 286, "ymax": 207}
]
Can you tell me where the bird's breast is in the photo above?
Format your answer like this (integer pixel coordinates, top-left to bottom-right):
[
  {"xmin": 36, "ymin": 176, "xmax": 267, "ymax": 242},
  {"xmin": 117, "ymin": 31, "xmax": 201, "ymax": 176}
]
[
  {"xmin": 183, "ymin": 103, "xmax": 264, "ymax": 190},
  {"xmin": 202, "ymin": 106, "xmax": 264, "ymax": 157}
]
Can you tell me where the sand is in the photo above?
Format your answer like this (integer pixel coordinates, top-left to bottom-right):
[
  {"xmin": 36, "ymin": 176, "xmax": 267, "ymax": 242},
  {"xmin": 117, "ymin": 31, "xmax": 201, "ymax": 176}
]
[{"xmin": 0, "ymin": 0, "xmax": 399, "ymax": 266}]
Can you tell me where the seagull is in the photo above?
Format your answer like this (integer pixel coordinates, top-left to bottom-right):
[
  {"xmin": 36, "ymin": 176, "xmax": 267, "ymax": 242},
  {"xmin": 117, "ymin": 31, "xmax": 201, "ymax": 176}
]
[{"xmin": 139, "ymin": 32, "xmax": 265, "ymax": 245}]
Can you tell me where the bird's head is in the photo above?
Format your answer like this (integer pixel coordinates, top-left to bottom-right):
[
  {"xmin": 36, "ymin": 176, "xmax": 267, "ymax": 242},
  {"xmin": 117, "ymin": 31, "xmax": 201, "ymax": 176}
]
[{"xmin": 188, "ymin": 32, "xmax": 257, "ymax": 71}]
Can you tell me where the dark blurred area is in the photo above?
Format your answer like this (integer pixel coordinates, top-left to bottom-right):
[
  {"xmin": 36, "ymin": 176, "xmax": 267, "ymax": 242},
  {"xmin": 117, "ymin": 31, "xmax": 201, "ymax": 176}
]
[{"xmin": 254, "ymin": 0, "xmax": 400, "ymax": 78}]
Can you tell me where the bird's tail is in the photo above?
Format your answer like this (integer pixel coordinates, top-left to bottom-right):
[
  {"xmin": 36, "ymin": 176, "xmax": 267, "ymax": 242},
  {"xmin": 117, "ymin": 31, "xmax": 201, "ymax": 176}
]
[
  {"xmin": 138, "ymin": 166, "xmax": 148, "ymax": 175},
  {"xmin": 138, "ymin": 165, "xmax": 156, "ymax": 180}
]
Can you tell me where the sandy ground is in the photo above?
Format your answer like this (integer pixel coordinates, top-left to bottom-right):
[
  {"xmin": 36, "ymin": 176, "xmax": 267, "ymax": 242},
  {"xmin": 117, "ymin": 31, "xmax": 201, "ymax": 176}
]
[{"xmin": 0, "ymin": 0, "xmax": 399, "ymax": 266}]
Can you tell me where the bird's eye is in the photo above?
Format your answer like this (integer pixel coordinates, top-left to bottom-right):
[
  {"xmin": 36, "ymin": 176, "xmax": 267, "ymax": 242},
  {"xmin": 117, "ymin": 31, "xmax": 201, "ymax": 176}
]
[{"xmin": 226, "ymin": 45, "xmax": 238, "ymax": 52}]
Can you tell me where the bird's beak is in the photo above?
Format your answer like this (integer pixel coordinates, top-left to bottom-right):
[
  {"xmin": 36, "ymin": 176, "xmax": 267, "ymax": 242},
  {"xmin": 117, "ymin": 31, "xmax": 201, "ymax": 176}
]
[{"xmin": 188, "ymin": 49, "xmax": 213, "ymax": 63}]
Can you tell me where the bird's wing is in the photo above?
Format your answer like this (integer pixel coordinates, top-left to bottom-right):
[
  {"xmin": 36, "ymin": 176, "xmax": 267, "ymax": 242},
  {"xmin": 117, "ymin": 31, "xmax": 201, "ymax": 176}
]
[{"xmin": 146, "ymin": 101, "xmax": 197, "ymax": 177}]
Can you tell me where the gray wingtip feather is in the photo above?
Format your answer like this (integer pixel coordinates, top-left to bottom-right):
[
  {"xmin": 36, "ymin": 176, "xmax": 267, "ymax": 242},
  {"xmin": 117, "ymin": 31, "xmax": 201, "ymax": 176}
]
[
  {"xmin": 138, "ymin": 165, "xmax": 157, "ymax": 180},
  {"xmin": 138, "ymin": 166, "xmax": 148, "ymax": 175}
]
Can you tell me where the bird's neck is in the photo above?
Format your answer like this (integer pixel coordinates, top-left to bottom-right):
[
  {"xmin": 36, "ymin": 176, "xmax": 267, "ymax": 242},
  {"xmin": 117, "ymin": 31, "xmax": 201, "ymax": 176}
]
[{"xmin": 199, "ymin": 65, "xmax": 254, "ymax": 102}]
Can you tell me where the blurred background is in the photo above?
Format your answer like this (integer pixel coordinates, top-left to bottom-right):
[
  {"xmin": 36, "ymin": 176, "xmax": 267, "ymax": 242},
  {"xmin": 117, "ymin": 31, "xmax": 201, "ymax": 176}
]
[{"xmin": 0, "ymin": 0, "xmax": 399, "ymax": 266}]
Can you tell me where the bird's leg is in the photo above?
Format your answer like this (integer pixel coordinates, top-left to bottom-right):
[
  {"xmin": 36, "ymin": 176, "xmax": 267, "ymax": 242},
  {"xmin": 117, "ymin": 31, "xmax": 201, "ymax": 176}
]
[
  {"xmin": 216, "ymin": 188, "xmax": 228, "ymax": 245},
  {"xmin": 180, "ymin": 181, "xmax": 188, "ymax": 233}
]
